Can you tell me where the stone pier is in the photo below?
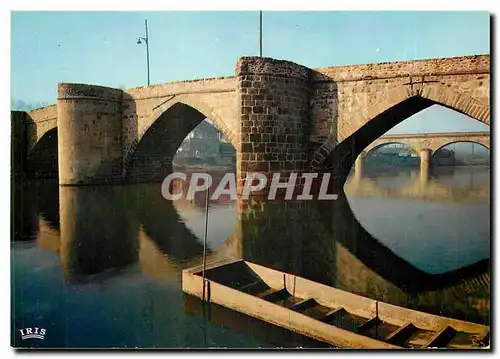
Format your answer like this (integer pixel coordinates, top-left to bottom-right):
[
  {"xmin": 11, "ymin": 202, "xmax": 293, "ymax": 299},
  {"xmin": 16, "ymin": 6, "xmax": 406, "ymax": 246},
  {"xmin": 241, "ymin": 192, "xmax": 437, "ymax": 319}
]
[
  {"xmin": 354, "ymin": 152, "xmax": 366, "ymax": 182},
  {"xmin": 419, "ymin": 148, "xmax": 432, "ymax": 187},
  {"xmin": 236, "ymin": 57, "xmax": 311, "ymax": 196},
  {"xmin": 420, "ymin": 148, "xmax": 432, "ymax": 170},
  {"xmin": 57, "ymin": 84, "xmax": 123, "ymax": 185}
]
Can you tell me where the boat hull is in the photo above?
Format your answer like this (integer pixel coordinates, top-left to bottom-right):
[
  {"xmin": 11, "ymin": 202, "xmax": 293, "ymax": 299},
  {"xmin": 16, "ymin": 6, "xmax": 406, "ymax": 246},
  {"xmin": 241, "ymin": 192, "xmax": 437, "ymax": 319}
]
[{"xmin": 182, "ymin": 258, "xmax": 489, "ymax": 349}]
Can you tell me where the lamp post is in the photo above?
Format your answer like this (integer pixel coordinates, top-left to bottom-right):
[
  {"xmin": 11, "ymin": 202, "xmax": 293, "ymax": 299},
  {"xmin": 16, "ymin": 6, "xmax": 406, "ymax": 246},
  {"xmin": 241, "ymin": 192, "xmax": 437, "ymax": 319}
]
[
  {"xmin": 259, "ymin": 11, "xmax": 263, "ymax": 57},
  {"xmin": 137, "ymin": 19, "xmax": 150, "ymax": 86}
]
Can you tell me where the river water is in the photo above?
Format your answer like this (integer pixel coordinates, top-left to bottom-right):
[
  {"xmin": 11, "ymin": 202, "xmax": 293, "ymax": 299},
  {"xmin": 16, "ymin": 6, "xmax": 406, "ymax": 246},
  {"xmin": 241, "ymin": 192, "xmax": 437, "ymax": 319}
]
[{"xmin": 11, "ymin": 166, "xmax": 490, "ymax": 348}]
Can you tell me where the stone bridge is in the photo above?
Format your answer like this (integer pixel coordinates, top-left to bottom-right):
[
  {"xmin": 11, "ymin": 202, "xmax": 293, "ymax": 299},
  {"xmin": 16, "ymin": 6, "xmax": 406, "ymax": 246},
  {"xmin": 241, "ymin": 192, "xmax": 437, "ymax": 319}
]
[
  {"xmin": 12, "ymin": 54, "xmax": 490, "ymax": 192},
  {"xmin": 351, "ymin": 131, "xmax": 490, "ymax": 176},
  {"xmin": 364, "ymin": 131, "xmax": 490, "ymax": 156}
]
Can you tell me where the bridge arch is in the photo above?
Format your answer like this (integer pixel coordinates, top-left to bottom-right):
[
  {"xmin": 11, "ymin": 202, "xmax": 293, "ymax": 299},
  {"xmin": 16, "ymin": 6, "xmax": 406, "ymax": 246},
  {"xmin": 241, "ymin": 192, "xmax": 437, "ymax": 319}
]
[
  {"xmin": 25, "ymin": 105, "xmax": 58, "ymax": 155},
  {"xmin": 433, "ymin": 139, "xmax": 490, "ymax": 153},
  {"xmin": 365, "ymin": 141, "xmax": 419, "ymax": 158},
  {"xmin": 148, "ymin": 94, "xmax": 237, "ymax": 148},
  {"xmin": 311, "ymin": 82, "xmax": 490, "ymax": 184},
  {"xmin": 431, "ymin": 140, "xmax": 490, "ymax": 167},
  {"xmin": 124, "ymin": 99, "xmax": 236, "ymax": 183},
  {"xmin": 27, "ymin": 127, "xmax": 58, "ymax": 178},
  {"xmin": 365, "ymin": 82, "xmax": 490, "ymax": 129}
]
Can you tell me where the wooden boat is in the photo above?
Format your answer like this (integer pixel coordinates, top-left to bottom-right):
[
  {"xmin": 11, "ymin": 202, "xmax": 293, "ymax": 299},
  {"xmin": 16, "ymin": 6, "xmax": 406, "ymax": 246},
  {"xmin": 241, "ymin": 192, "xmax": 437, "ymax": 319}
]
[{"xmin": 182, "ymin": 258, "xmax": 489, "ymax": 349}]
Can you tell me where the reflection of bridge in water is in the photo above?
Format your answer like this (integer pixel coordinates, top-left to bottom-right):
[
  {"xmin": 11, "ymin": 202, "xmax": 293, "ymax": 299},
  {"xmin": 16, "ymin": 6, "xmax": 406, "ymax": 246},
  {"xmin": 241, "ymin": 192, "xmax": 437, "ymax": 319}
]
[
  {"xmin": 13, "ymin": 180, "xmax": 489, "ymax": 326},
  {"xmin": 345, "ymin": 167, "xmax": 490, "ymax": 204}
]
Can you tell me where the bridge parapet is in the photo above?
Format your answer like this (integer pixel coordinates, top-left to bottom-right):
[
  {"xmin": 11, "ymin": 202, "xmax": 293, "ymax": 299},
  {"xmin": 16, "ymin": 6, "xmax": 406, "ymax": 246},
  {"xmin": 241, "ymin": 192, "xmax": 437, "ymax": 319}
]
[
  {"xmin": 312, "ymin": 54, "xmax": 490, "ymax": 82},
  {"xmin": 123, "ymin": 76, "xmax": 236, "ymax": 99}
]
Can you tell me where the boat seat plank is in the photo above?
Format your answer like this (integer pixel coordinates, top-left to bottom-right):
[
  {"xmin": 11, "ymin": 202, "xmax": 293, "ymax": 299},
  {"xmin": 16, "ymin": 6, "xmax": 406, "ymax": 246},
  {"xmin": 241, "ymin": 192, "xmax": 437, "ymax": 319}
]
[
  {"xmin": 329, "ymin": 312, "xmax": 367, "ymax": 333},
  {"xmin": 259, "ymin": 288, "xmax": 288, "ymax": 302},
  {"xmin": 355, "ymin": 316, "xmax": 381, "ymax": 334},
  {"xmin": 363, "ymin": 321, "xmax": 400, "ymax": 341},
  {"xmin": 289, "ymin": 298, "xmax": 316, "ymax": 312},
  {"xmin": 238, "ymin": 280, "xmax": 267, "ymax": 293},
  {"xmin": 318, "ymin": 307, "xmax": 346, "ymax": 323},
  {"xmin": 423, "ymin": 326, "xmax": 457, "ymax": 348},
  {"xmin": 298, "ymin": 302, "xmax": 336, "ymax": 320},
  {"xmin": 182, "ymin": 259, "xmax": 489, "ymax": 349},
  {"xmin": 407, "ymin": 329, "xmax": 437, "ymax": 348},
  {"xmin": 385, "ymin": 323, "xmax": 417, "ymax": 345}
]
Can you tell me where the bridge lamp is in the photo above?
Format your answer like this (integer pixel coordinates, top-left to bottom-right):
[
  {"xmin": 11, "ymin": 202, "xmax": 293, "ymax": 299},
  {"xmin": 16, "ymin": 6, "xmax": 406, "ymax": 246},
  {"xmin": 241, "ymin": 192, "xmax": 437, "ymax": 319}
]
[{"xmin": 137, "ymin": 19, "xmax": 150, "ymax": 86}]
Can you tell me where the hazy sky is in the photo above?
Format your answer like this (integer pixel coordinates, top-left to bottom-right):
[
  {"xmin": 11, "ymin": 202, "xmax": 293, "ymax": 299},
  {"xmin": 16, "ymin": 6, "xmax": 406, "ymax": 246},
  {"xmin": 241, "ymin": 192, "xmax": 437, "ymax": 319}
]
[{"xmin": 11, "ymin": 11, "xmax": 490, "ymax": 133}]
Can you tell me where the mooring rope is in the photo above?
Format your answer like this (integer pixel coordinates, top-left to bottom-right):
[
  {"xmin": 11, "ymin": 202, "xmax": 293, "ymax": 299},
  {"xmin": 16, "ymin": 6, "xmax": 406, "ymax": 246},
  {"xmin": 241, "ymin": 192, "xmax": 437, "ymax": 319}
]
[
  {"xmin": 202, "ymin": 189, "xmax": 210, "ymax": 302},
  {"xmin": 201, "ymin": 188, "xmax": 210, "ymax": 348}
]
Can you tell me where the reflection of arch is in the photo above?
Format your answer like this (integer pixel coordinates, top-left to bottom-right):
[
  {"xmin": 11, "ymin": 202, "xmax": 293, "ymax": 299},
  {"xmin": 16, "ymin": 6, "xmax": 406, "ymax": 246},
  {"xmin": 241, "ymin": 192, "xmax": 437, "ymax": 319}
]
[
  {"xmin": 11, "ymin": 182, "xmax": 39, "ymax": 242},
  {"xmin": 318, "ymin": 192, "xmax": 490, "ymax": 294},
  {"xmin": 35, "ymin": 180, "xmax": 60, "ymax": 231},
  {"xmin": 311, "ymin": 82, "xmax": 490, "ymax": 176},
  {"xmin": 132, "ymin": 183, "xmax": 208, "ymax": 260},
  {"xmin": 125, "ymin": 101, "xmax": 236, "ymax": 182},
  {"xmin": 27, "ymin": 128, "xmax": 58, "ymax": 179}
]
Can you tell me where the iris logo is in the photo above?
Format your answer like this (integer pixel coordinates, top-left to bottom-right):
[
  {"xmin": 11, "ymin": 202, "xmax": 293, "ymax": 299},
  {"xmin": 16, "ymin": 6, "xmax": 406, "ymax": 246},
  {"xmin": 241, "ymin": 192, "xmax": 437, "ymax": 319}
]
[{"xmin": 19, "ymin": 327, "xmax": 46, "ymax": 340}]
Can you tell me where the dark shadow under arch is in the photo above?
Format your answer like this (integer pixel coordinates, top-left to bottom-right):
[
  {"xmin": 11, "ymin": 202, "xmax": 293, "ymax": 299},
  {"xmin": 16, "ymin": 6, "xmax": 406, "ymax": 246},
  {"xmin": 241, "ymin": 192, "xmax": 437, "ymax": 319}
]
[
  {"xmin": 133, "ymin": 183, "xmax": 209, "ymax": 261},
  {"xmin": 317, "ymin": 192, "xmax": 490, "ymax": 294},
  {"xmin": 321, "ymin": 96, "xmax": 490, "ymax": 189},
  {"xmin": 27, "ymin": 128, "xmax": 58, "ymax": 179},
  {"xmin": 364, "ymin": 142, "xmax": 420, "ymax": 171},
  {"xmin": 126, "ymin": 103, "xmax": 233, "ymax": 183}
]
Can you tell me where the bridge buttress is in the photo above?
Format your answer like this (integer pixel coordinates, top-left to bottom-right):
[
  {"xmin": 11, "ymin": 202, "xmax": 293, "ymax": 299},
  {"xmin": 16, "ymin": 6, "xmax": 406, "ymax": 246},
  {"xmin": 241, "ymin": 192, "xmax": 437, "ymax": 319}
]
[
  {"xmin": 57, "ymin": 83, "xmax": 123, "ymax": 185},
  {"xmin": 235, "ymin": 57, "xmax": 312, "ymax": 196}
]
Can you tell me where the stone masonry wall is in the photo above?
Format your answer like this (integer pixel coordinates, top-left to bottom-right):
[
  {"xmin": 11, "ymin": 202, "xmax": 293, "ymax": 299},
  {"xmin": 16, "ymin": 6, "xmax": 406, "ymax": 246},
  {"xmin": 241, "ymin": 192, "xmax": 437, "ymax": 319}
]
[
  {"xmin": 26, "ymin": 128, "xmax": 58, "ymax": 178},
  {"xmin": 121, "ymin": 77, "xmax": 237, "ymax": 179},
  {"xmin": 313, "ymin": 54, "xmax": 490, "ymax": 82},
  {"xmin": 309, "ymin": 77, "xmax": 338, "ymax": 159},
  {"xmin": 236, "ymin": 57, "xmax": 311, "ymax": 195},
  {"xmin": 11, "ymin": 111, "xmax": 27, "ymax": 176},
  {"xmin": 309, "ymin": 54, "xmax": 490, "ymax": 170},
  {"xmin": 26, "ymin": 105, "xmax": 58, "ymax": 154},
  {"xmin": 311, "ymin": 55, "xmax": 490, "ymax": 143},
  {"xmin": 57, "ymin": 84, "xmax": 123, "ymax": 185}
]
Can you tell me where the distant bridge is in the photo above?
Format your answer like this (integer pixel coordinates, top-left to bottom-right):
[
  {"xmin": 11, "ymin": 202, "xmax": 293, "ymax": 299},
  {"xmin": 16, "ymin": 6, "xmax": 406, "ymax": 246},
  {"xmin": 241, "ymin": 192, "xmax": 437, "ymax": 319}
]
[
  {"xmin": 352, "ymin": 131, "xmax": 490, "ymax": 177},
  {"xmin": 364, "ymin": 131, "xmax": 490, "ymax": 155}
]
